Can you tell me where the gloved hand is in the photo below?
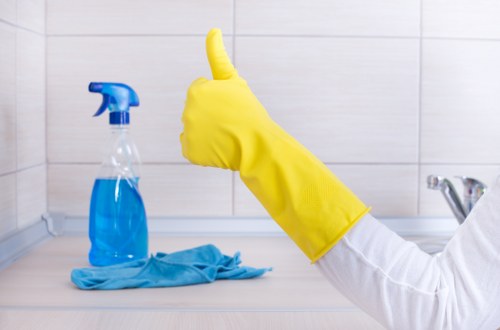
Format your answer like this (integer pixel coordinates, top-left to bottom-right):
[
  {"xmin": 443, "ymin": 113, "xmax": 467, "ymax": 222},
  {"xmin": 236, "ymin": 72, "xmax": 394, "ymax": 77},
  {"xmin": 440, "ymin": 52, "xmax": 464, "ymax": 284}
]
[{"xmin": 180, "ymin": 28, "xmax": 370, "ymax": 262}]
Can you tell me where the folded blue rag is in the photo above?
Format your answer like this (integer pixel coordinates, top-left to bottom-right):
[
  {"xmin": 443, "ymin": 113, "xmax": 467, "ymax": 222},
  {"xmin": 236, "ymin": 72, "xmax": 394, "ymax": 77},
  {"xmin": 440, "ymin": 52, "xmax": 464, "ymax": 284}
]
[{"xmin": 71, "ymin": 244, "xmax": 272, "ymax": 290}]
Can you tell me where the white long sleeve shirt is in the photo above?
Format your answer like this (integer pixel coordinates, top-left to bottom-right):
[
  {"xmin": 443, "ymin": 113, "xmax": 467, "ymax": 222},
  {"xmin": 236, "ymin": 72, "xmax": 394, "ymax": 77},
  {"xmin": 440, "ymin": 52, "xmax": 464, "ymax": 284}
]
[{"xmin": 317, "ymin": 176, "xmax": 500, "ymax": 329}]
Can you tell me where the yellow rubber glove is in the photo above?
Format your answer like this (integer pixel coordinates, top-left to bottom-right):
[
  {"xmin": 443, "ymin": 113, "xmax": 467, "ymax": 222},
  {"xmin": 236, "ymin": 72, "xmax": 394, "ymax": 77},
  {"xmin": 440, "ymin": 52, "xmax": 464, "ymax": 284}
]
[{"xmin": 181, "ymin": 28, "xmax": 370, "ymax": 263}]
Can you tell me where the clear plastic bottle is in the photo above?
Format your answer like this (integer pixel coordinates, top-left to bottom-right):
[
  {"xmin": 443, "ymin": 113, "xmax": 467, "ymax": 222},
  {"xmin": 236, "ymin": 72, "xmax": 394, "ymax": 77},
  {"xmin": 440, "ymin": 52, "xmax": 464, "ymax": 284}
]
[{"xmin": 88, "ymin": 82, "xmax": 148, "ymax": 266}]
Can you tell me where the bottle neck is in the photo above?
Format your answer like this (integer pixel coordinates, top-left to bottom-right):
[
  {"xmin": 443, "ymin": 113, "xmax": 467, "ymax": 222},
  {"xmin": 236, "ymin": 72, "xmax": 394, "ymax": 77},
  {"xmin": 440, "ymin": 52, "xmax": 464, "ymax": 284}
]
[
  {"xmin": 109, "ymin": 125, "xmax": 134, "ymax": 149},
  {"xmin": 99, "ymin": 124, "xmax": 141, "ymax": 180},
  {"xmin": 110, "ymin": 124, "xmax": 129, "ymax": 132}
]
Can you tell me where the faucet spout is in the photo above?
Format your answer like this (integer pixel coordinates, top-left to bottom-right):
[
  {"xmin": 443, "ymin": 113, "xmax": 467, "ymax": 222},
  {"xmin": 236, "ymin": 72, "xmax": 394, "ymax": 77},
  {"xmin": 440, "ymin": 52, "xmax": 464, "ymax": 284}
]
[
  {"xmin": 427, "ymin": 175, "xmax": 467, "ymax": 224},
  {"xmin": 455, "ymin": 176, "xmax": 487, "ymax": 215}
]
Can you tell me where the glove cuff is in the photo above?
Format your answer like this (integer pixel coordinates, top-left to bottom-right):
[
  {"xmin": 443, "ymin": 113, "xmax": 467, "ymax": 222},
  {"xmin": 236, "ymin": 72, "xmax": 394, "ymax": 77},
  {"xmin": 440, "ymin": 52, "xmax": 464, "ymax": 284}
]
[{"xmin": 239, "ymin": 121, "xmax": 370, "ymax": 262}]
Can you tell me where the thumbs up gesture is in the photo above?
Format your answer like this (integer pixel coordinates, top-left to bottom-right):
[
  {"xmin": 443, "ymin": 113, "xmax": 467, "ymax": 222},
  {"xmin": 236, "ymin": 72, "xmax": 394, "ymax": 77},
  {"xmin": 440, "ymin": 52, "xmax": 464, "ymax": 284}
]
[
  {"xmin": 180, "ymin": 28, "xmax": 273, "ymax": 170},
  {"xmin": 180, "ymin": 29, "xmax": 369, "ymax": 263}
]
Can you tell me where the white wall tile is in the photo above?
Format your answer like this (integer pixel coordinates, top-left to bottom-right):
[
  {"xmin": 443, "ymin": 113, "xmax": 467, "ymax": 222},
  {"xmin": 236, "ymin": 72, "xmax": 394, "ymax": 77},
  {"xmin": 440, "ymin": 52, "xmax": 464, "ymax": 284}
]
[
  {"xmin": 236, "ymin": 37, "xmax": 419, "ymax": 163},
  {"xmin": 0, "ymin": 174, "xmax": 16, "ymax": 239},
  {"xmin": 0, "ymin": 0, "xmax": 16, "ymax": 24},
  {"xmin": 47, "ymin": 36, "xmax": 232, "ymax": 163},
  {"xmin": 140, "ymin": 165, "xmax": 232, "ymax": 217},
  {"xmin": 423, "ymin": 0, "xmax": 500, "ymax": 39},
  {"xmin": 0, "ymin": 2, "xmax": 48, "ymax": 240},
  {"xmin": 17, "ymin": 30, "xmax": 46, "ymax": 169},
  {"xmin": 420, "ymin": 164, "xmax": 500, "ymax": 217},
  {"xmin": 236, "ymin": 0, "xmax": 420, "ymax": 37},
  {"xmin": 48, "ymin": 165, "xmax": 96, "ymax": 216},
  {"xmin": 47, "ymin": 0, "xmax": 232, "ymax": 35},
  {"xmin": 235, "ymin": 165, "xmax": 418, "ymax": 217},
  {"xmin": 421, "ymin": 39, "xmax": 500, "ymax": 163},
  {"xmin": 49, "ymin": 164, "xmax": 232, "ymax": 217},
  {"xmin": 17, "ymin": 0, "xmax": 46, "ymax": 33},
  {"xmin": 333, "ymin": 165, "xmax": 418, "ymax": 217},
  {"xmin": 0, "ymin": 22, "xmax": 17, "ymax": 175},
  {"xmin": 38, "ymin": 1, "xmax": 500, "ymax": 220},
  {"xmin": 17, "ymin": 165, "xmax": 46, "ymax": 229}
]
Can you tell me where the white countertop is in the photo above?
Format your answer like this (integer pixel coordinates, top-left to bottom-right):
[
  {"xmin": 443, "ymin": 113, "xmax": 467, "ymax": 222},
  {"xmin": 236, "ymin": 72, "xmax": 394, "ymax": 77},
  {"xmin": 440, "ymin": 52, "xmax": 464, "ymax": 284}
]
[{"xmin": 0, "ymin": 235, "xmax": 384, "ymax": 329}]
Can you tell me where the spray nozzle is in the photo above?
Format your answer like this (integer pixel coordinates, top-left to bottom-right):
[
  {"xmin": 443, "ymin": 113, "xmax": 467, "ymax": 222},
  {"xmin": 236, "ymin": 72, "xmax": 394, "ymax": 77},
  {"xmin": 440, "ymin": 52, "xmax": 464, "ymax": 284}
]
[{"xmin": 89, "ymin": 82, "xmax": 140, "ymax": 125}]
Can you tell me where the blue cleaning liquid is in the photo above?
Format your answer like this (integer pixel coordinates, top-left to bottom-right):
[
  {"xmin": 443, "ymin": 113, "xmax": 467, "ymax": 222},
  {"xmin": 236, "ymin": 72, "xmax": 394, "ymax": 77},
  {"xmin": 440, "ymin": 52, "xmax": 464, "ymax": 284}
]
[{"xmin": 89, "ymin": 177, "xmax": 148, "ymax": 266}]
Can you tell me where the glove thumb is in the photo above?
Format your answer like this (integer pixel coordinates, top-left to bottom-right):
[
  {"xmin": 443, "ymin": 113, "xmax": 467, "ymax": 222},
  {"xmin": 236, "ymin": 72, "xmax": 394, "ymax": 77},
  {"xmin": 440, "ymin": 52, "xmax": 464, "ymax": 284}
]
[{"xmin": 206, "ymin": 28, "xmax": 238, "ymax": 80}]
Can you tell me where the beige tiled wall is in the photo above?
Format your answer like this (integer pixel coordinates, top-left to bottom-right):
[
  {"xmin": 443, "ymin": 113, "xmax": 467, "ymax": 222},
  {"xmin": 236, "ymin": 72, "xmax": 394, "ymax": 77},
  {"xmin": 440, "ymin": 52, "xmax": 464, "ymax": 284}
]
[
  {"xmin": 0, "ymin": 0, "xmax": 46, "ymax": 240},
  {"xmin": 42, "ymin": 1, "xmax": 500, "ymax": 220}
]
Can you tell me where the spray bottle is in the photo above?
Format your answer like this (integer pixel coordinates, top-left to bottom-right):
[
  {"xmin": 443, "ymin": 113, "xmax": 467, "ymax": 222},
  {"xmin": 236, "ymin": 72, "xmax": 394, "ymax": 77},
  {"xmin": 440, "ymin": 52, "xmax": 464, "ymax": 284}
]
[{"xmin": 88, "ymin": 82, "xmax": 148, "ymax": 266}]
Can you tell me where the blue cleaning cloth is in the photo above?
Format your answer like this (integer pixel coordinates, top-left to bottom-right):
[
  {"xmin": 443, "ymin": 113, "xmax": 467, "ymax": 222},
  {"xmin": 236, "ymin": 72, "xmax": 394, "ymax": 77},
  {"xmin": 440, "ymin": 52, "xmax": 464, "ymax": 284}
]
[{"xmin": 71, "ymin": 244, "xmax": 272, "ymax": 290}]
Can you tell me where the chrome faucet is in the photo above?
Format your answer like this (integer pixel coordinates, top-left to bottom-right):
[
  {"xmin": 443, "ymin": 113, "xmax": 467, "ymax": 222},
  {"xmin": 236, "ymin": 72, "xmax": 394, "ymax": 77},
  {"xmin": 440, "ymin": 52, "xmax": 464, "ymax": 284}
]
[{"xmin": 427, "ymin": 175, "xmax": 487, "ymax": 224}]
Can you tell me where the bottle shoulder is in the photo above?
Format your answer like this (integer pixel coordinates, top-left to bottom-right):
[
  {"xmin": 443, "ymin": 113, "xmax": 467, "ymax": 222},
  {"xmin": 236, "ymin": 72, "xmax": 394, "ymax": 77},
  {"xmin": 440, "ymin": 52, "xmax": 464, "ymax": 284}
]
[{"xmin": 98, "ymin": 126, "xmax": 142, "ymax": 178}]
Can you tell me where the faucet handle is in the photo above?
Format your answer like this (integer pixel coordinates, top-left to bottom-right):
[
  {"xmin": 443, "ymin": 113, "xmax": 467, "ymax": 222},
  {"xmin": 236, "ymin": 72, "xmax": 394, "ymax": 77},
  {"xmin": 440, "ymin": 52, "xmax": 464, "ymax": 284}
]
[
  {"xmin": 455, "ymin": 176, "xmax": 487, "ymax": 214},
  {"xmin": 427, "ymin": 175, "xmax": 445, "ymax": 190},
  {"xmin": 427, "ymin": 175, "xmax": 467, "ymax": 224}
]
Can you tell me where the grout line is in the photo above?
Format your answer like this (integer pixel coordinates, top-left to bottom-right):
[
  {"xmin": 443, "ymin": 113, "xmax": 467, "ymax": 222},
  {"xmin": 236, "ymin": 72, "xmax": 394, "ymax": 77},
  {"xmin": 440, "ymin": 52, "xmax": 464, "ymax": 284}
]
[
  {"xmin": 46, "ymin": 33, "xmax": 224, "ymax": 38},
  {"xmin": 41, "ymin": 32, "xmax": 500, "ymax": 43},
  {"xmin": 0, "ymin": 17, "xmax": 44, "ymax": 36},
  {"xmin": 0, "ymin": 305, "xmax": 361, "ymax": 313},
  {"xmin": 45, "ymin": 33, "xmax": 418, "ymax": 40},
  {"xmin": 419, "ymin": 35, "xmax": 500, "ymax": 42},
  {"xmin": 417, "ymin": 0, "xmax": 423, "ymax": 216},
  {"xmin": 0, "ymin": 17, "xmax": 16, "ymax": 27},
  {"xmin": 44, "ymin": 0, "xmax": 48, "ymax": 36},
  {"xmin": 418, "ymin": 163, "xmax": 500, "ymax": 166},
  {"xmin": 48, "ymin": 161, "xmax": 194, "ymax": 166},
  {"xmin": 17, "ymin": 162, "xmax": 46, "ymax": 174},
  {"xmin": 43, "ymin": 161, "xmax": 500, "ymax": 167},
  {"xmin": 235, "ymin": 34, "xmax": 420, "ymax": 40},
  {"xmin": 235, "ymin": 34, "xmax": 500, "ymax": 42},
  {"xmin": 232, "ymin": 172, "xmax": 236, "ymax": 216},
  {"xmin": 326, "ymin": 162, "xmax": 417, "ymax": 166},
  {"xmin": 232, "ymin": 0, "xmax": 237, "ymax": 66},
  {"xmin": 0, "ymin": 163, "xmax": 47, "ymax": 179},
  {"xmin": 232, "ymin": 0, "xmax": 236, "ymax": 217},
  {"xmin": 46, "ymin": 161, "xmax": 419, "ymax": 166},
  {"xmin": 0, "ymin": 169, "xmax": 17, "ymax": 180},
  {"xmin": 14, "ymin": 0, "xmax": 19, "ymax": 232},
  {"xmin": 44, "ymin": 0, "xmax": 49, "ymax": 215}
]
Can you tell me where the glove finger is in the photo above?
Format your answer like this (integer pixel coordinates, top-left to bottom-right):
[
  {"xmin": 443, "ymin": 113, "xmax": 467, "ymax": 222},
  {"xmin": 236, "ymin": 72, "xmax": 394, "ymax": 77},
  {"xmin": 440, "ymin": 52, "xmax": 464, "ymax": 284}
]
[{"xmin": 206, "ymin": 28, "xmax": 238, "ymax": 80}]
